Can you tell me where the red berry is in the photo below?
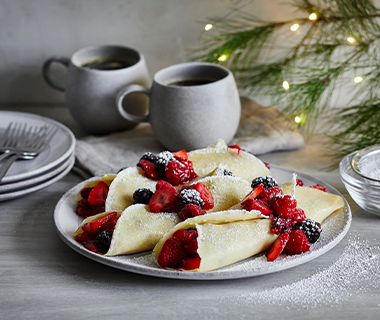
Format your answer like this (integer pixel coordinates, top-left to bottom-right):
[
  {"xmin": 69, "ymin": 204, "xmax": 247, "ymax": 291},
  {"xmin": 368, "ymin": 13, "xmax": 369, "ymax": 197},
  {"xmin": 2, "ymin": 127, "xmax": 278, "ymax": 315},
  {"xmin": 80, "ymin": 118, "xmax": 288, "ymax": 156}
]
[
  {"xmin": 183, "ymin": 231, "xmax": 198, "ymax": 256},
  {"xmin": 293, "ymin": 208, "xmax": 306, "ymax": 224},
  {"xmin": 148, "ymin": 185, "xmax": 180, "ymax": 213},
  {"xmin": 228, "ymin": 144, "xmax": 243, "ymax": 153},
  {"xmin": 172, "ymin": 150, "xmax": 188, "ymax": 159},
  {"xmin": 296, "ymin": 179, "xmax": 304, "ymax": 186},
  {"xmin": 242, "ymin": 198, "xmax": 272, "ymax": 215},
  {"xmin": 257, "ymin": 186, "xmax": 283, "ymax": 201},
  {"xmin": 156, "ymin": 180, "xmax": 174, "ymax": 190},
  {"xmin": 284, "ymin": 229, "xmax": 311, "ymax": 254},
  {"xmin": 87, "ymin": 181, "xmax": 109, "ymax": 206},
  {"xmin": 271, "ymin": 195, "xmax": 297, "ymax": 218},
  {"xmin": 267, "ymin": 233, "xmax": 290, "ymax": 261},
  {"xmin": 309, "ymin": 184, "xmax": 328, "ymax": 192},
  {"xmin": 181, "ymin": 255, "xmax": 201, "ymax": 270},
  {"xmin": 264, "ymin": 162, "xmax": 270, "ymax": 170},
  {"xmin": 80, "ymin": 187, "xmax": 93, "ymax": 199},
  {"xmin": 193, "ymin": 182, "xmax": 214, "ymax": 210},
  {"xmin": 83, "ymin": 240, "xmax": 98, "ymax": 253},
  {"xmin": 242, "ymin": 184, "xmax": 264, "ymax": 205},
  {"xmin": 75, "ymin": 233, "xmax": 91, "ymax": 244},
  {"xmin": 165, "ymin": 160, "xmax": 192, "ymax": 186},
  {"xmin": 76, "ymin": 198, "xmax": 92, "ymax": 217},
  {"xmin": 82, "ymin": 212, "xmax": 118, "ymax": 236},
  {"xmin": 177, "ymin": 204, "xmax": 207, "ymax": 221},
  {"xmin": 157, "ymin": 237, "xmax": 186, "ymax": 268},
  {"xmin": 139, "ymin": 160, "xmax": 163, "ymax": 179},
  {"xmin": 172, "ymin": 229, "xmax": 187, "ymax": 242},
  {"xmin": 271, "ymin": 216, "xmax": 294, "ymax": 234}
]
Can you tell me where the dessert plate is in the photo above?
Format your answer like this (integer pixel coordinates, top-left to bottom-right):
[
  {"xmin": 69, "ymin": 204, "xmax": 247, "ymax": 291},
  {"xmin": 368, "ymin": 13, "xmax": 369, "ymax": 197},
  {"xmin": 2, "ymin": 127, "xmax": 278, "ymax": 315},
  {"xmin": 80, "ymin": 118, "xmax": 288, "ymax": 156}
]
[
  {"xmin": 54, "ymin": 165, "xmax": 351, "ymax": 280},
  {"xmin": 0, "ymin": 111, "xmax": 76, "ymax": 184}
]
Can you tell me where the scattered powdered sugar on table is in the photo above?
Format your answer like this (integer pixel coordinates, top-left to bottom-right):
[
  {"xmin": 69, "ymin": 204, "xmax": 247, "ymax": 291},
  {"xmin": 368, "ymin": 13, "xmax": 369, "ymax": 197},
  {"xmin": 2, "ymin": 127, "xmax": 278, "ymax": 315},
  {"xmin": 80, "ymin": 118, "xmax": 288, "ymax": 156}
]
[{"xmin": 225, "ymin": 235, "xmax": 380, "ymax": 308}]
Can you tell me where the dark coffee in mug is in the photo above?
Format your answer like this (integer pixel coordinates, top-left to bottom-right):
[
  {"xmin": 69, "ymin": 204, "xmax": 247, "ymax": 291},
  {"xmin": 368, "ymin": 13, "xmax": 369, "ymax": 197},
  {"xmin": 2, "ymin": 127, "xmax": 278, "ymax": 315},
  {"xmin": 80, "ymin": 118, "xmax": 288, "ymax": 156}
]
[
  {"xmin": 166, "ymin": 79, "xmax": 216, "ymax": 86},
  {"xmin": 81, "ymin": 57, "xmax": 133, "ymax": 70}
]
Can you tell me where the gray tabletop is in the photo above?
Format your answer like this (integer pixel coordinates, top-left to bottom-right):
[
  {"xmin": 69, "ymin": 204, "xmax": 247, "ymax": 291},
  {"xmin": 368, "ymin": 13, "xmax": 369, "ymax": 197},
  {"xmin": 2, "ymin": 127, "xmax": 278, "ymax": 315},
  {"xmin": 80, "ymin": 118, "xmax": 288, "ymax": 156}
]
[{"xmin": 0, "ymin": 106, "xmax": 379, "ymax": 320}]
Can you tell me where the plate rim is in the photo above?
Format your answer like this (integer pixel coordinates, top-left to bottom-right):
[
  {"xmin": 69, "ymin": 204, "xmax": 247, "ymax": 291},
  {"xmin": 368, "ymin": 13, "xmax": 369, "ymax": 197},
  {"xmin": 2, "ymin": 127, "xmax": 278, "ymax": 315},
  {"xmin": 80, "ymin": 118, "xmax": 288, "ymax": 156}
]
[
  {"xmin": 54, "ymin": 164, "xmax": 352, "ymax": 280},
  {"xmin": 0, "ymin": 111, "xmax": 76, "ymax": 183}
]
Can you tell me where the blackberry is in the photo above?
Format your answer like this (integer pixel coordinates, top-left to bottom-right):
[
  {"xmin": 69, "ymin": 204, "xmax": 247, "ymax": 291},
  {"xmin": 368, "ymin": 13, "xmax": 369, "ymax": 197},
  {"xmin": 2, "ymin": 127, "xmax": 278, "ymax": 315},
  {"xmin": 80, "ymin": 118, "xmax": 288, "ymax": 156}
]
[
  {"xmin": 178, "ymin": 189, "xmax": 204, "ymax": 210},
  {"xmin": 293, "ymin": 218, "xmax": 322, "ymax": 243},
  {"xmin": 95, "ymin": 230, "xmax": 113, "ymax": 253},
  {"xmin": 154, "ymin": 151, "xmax": 174, "ymax": 172},
  {"xmin": 137, "ymin": 152, "xmax": 156, "ymax": 167},
  {"xmin": 251, "ymin": 175, "xmax": 278, "ymax": 189},
  {"xmin": 223, "ymin": 169, "xmax": 234, "ymax": 176},
  {"xmin": 133, "ymin": 188, "xmax": 154, "ymax": 204}
]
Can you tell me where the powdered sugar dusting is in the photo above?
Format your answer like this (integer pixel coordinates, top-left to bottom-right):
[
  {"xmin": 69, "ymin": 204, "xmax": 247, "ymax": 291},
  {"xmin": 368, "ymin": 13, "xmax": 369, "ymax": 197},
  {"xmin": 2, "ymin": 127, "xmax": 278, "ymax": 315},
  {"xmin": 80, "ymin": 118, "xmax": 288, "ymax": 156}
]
[{"xmin": 223, "ymin": 235, "xmax": 380, "ymax": 308}]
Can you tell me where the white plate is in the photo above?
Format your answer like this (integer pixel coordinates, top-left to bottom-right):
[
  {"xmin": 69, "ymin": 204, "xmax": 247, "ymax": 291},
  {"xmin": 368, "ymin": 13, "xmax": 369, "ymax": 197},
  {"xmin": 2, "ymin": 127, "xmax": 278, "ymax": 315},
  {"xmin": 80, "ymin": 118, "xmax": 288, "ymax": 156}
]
[
  {"xmin": 0, "ymin": 153, "xmax": 74, "ymax": 194},
  {"xmin": 54, "ymin": 165, "xmax": 351, "ymax": 280},
  {"xmin": 0, "ymin": 111, "xmax": 76, "ymax": 184},
  {"xmin": 0, "ymin": 156, "xmax": 75, "ymax": 202}
]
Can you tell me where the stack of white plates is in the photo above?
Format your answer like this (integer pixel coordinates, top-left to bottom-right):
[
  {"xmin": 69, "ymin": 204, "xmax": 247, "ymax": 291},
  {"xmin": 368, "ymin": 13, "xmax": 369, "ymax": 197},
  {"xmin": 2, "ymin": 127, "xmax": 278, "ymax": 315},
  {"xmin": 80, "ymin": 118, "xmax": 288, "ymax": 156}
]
[{"xmin": 0, "ymin": 111, "xmax": 76, "ymax": 201}]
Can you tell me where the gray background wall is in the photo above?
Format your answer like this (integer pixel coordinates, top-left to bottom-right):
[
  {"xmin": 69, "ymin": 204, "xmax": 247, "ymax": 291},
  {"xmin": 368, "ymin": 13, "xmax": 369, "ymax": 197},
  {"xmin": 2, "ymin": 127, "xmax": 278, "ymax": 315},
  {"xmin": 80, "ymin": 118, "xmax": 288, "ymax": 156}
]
[{"xmin": 0, "ymin": 0, "xmax": 298, "ymax": 106}]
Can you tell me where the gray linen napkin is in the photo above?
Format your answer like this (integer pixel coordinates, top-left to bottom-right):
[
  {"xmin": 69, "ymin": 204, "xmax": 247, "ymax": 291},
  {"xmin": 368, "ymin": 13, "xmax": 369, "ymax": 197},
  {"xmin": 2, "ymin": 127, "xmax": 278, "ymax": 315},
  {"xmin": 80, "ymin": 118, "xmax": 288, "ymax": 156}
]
[{"xmin": 74, "ymin": 97, "xmax": 304, "ymax": 178}]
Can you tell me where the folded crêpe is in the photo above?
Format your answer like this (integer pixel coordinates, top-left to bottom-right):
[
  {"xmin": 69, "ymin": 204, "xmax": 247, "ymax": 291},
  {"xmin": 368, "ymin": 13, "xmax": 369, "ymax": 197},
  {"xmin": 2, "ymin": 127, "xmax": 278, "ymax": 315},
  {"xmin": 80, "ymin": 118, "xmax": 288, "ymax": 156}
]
[
  {"xmin": 188, "ymin": 139, "xmax": 271, "ymax": 183},
  {"xmin": 103, "ymin": 175, "xmax": 252, "ymax": 256},
  {"xmin": 153, "ymin": 210, "xmax": 277, "ymax": 272},
  {"xmin": 279, "ymin": 182, "xmax": 345, "ymax": 223}
]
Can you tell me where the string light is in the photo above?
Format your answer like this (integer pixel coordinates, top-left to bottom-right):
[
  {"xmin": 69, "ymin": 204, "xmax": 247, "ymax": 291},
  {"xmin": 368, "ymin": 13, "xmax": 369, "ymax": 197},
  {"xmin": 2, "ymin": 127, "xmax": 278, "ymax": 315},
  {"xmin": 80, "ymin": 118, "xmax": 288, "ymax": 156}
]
[
  {"xmin": 347, "ymin": 36, "xmax": 355, "ymax": 43},
  {"xmin": 295, "ymin": 116, "xmax": 301, "ymax": 123},
  {"xmin": 290, "ymin": 24, "xmax": 299, "ymax": 32},
  {"xmin": 354, "ymin": 76, "xmax": 363, "ymax": 83},
  {"xmin": 309, "ymin": 13, "xmax": 318, "ymax": 21},
  {"xmin": 205, "ymin": 24, "xmax": 213, "ymax": 31},
  {"xmin": 283, "ymin": 80, "xmax": 290, "ymax": 90},
  {"xmin": 218, "ymin": 54, "xmax": 227, "ymax": 61}
]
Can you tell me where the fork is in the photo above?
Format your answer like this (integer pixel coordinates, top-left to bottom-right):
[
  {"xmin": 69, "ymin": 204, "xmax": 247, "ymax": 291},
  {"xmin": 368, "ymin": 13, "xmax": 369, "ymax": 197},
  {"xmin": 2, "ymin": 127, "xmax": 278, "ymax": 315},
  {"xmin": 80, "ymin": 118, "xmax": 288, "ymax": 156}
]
[{"xmin": 0, "ymin": 122, "xmax": 57, "ymax": 182}]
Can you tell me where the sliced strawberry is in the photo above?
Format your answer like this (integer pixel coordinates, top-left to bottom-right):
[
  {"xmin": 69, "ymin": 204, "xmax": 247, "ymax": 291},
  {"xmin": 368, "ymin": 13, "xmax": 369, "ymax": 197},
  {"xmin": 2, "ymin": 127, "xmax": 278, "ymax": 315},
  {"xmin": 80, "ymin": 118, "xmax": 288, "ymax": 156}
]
[
  {"xmin": 172, "ymin": 150, "xmax": 188, "ymax": 159},
  {"xmin": 139, "ymin": 159, "xmax": 163, "ymax": 180},
  {"xmin": 157, "ymin": 237, "xmax": 186, "ymax": 268},
  {"xmin": 267, "ymin": 233, "xmax": 290, "ymax": 261},
  {"xmin": 241, "ymin": 184, "xmax": 264, "ymax": 206},
  {"xmin": 264, "ymin": 162, "xmax": 270, "ymax": 170},
  {"xmin": 148, "ymin": 185, "xmax": 180, "ymax": 213},
  {"xmin": 87, "ymin": 181, "xmax": 109, "ymax": 206},
  {"xmin": 177, "ymin": 204, "xmax": 207, "ymax": 221},
  {"xmin": 242, "ymin": 198, "xmax": 273, "ymax": 215},
  {"xmin": 193, "ymin": 182, "xmax": 214, "ymax": 210},
  {"xmin": 181, "ymin": 255, "xmax": 201, "ymax": 270},
  {"xmin": 229, "ymin": 144, "xmax": 243, "ymax": 153},
  {"xmin": 284, "ymin": 229, "xmax": 311, "ymax": 254},
  {"xmin": 309, "ymin": 184, "xmax": 328, "ymax": 192},
  {"xmin": 156, "ymin": 180, "xmax": 174, "ymax": 190},
  {"xmin": 81, "ymin": 212, "xmax": 118, "ymax": 236}
]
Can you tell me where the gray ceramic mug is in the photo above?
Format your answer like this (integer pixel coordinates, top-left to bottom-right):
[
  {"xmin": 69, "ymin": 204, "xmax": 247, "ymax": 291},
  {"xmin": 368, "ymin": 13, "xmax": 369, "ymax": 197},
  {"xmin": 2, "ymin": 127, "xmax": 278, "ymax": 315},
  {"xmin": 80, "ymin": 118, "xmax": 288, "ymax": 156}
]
[
  {"xmin": 43, "ymin": 45, "xmax": 150, "ymax": 135},
  {"xmin": 116, "ymin": 62, "xmax": 241, "ymax": 150}
]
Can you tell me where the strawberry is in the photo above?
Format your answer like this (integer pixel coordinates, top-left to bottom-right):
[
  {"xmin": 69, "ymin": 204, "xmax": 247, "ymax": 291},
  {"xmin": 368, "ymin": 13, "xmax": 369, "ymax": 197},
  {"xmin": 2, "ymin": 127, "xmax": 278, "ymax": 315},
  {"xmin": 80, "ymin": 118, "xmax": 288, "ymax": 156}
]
[
  {"xmin": 284, "ymin": 229, "xmax": 311, "ymax": 254},
  {"xmin": 157, "ymin": 237, "xmax": 186, "ymax": 268},
  {"xmin": 242, "ymin": 184, "xmax": 264, "ymax": 206},
  {"xmin": 193, "ymin": 182, "xmax": 214, "ymax": 210},
  {"xmin": 156, "ymin": 180, "xmax": 174, "ymax": 190},
  {"xmin": 228, "ymin": 144, "xmax": 243, "ymax": 153},
  {"xmin": 87, "ymin": 181, "xmax": 109, "ymax": 206},
  {"xmin": 309, "ymin": 184, "xmax": 328, "ymax": 192},
  {"xmin": 172, "ymin": 150, "xmax": 188, "ymax": 159},
  {"xmin": 267, "ymin": 233, "xmax": 290, "ymax": 261},
  {"xmin": 181, "ymin": 255, "xmax": 201, "ymax": 270},
  {"xmin": 178, "ymin": 203, "xmax": 207, "ymax": 221},
  {"xmin": 148, "ymin": 184, "xmax": 179, "ymax": 213},
  {"xmin": 242, "ymin": 198, "xmax": 272, "ymax": 215},
  {"xmin": 81, "ymin": 212, "xmax": 118, "ymax": 236},
  {"xmin": 139, "ymin": 160, "xmax": 163, "ymax": 180},
  {"xmin": 264, "ymin": 162, "xmax": 270, "ymax": 170}
]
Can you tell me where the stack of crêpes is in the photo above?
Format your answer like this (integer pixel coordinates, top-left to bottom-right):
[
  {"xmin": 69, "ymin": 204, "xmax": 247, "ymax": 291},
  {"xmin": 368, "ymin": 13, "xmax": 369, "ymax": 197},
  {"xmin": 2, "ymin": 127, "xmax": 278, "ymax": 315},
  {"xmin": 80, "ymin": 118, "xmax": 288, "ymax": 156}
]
[{"xmin": 73, "ymin": 139, "xmax": 344, "ymax": 272}]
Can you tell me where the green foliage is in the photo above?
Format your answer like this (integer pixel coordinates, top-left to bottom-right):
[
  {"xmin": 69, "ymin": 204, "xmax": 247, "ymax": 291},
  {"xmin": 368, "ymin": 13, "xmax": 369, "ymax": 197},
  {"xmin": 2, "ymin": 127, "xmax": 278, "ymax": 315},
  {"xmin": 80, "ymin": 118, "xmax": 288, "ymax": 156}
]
[{"xmin": 195, "ymin": 0, "xmax": 380, "ymax": 160}]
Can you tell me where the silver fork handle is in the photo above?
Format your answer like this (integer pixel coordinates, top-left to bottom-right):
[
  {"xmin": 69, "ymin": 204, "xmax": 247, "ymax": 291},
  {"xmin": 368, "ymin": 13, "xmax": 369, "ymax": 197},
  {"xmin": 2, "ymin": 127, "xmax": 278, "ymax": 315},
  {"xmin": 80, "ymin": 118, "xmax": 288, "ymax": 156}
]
[
  {"xmin": 0, "ymin": 152, "xmax": 15, "ymax": 162},
  {"xmin": 0, "ymin": 154, "xmax": 19, "ymax": 182}
]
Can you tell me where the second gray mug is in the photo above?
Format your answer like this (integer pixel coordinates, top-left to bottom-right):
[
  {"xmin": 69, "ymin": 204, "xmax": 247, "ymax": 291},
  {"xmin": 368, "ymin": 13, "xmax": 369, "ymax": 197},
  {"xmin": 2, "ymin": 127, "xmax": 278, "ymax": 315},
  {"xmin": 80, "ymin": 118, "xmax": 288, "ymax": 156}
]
[{"xmin": 116, "ymin": 62, "xmax": 241, "ymax": 151}]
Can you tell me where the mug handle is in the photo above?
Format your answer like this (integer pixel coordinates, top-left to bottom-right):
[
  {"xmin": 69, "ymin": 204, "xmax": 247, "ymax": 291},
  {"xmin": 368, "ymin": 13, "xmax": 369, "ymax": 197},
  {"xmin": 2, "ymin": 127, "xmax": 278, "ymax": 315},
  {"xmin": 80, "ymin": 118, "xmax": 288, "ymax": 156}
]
[
  {"xmin": 117, "ymin": 84, "xmax": 150, "ymax": 123},
  {"xmin": 42, "ymin": 57, "xmax": 70, "ymax": 92}
]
